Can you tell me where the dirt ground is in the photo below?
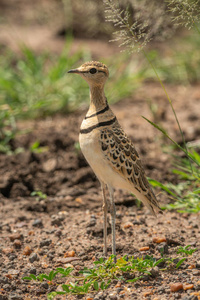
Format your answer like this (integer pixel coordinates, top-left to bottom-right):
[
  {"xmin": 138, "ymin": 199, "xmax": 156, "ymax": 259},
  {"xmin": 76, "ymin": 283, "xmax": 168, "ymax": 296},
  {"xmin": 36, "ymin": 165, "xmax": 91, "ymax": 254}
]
[
  {"xmin": 1, "ymin": 1, "xmax": 200, "ymax": 299},
  {"xmin": 0, "ymin": 81, "xmax": 200, "ymax": 300}
]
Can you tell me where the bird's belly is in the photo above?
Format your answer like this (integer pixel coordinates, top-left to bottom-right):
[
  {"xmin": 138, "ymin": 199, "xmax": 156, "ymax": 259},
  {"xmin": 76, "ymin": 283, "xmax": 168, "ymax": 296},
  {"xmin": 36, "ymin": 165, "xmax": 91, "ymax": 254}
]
[{"xmin": 79, "ymin": 131, "xmax": 131, "ymax": 190}]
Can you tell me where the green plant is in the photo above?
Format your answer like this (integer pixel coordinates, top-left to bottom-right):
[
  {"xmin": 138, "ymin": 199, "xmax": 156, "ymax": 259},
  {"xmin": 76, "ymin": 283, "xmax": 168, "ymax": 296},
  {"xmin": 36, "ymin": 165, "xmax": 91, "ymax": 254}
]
[
  {"xmin": 31, "ymin": 190, "xmax": 47, "ymax": 201},
  {"xmin": 23, "ymin": 254, "xmax": 187, "ymax": 298},
  {"xmin": 30, "ymin": 141, "xmax": 48, "ymax": 153},
  {"xmin": 149, "ymin": 149, "xmax": 200, "ymax": 213},
  {"xmin": 177, "ymin": 245, "xmax": 197, "ymax": 256}
]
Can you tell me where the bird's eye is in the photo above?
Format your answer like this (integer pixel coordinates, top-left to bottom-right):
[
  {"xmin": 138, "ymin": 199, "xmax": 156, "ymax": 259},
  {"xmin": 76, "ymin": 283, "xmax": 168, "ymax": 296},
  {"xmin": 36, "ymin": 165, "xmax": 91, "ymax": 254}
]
[{"xmin": 89, "ymin": 68, "xmax": 97, "ymax": 74}]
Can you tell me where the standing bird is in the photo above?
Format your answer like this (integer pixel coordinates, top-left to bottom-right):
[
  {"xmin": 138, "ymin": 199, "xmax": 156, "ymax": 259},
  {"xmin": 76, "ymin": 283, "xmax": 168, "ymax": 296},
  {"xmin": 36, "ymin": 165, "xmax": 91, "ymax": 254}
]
[{"xmin": 68, "ymin": 61, "xmax": 161, "ymax": 259}]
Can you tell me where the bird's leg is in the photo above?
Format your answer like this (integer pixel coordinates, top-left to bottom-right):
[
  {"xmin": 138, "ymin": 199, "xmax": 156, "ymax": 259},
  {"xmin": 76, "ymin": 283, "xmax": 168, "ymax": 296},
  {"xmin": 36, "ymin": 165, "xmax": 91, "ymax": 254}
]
[
  {"xmin": 108, "ymin": 186, "xmax": 116, "ymax": 262},
  {"xmin": 101, "ymin": 182, "xmax": 108, "ymax": 257}
]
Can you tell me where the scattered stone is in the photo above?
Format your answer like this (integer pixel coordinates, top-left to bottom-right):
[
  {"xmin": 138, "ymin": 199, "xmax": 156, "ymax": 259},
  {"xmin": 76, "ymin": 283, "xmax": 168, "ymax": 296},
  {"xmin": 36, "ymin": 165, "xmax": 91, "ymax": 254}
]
[
  {"xmin": 39, "ymin": 239, "xmax": 52, "ymax": 247},
  {"xmin": 43, "ymin": 158, "xmax": 57, "ymax": 172},
  {"xmin": 23, "ymin": 246, "xmax": 32, "ymax": 256},
  {"xmin": 192, "ymin": 270, "xmax": 200, "ymax": 276},
  {"xmin": 8, "ymin": 254, "xmax": 17, "ymax": 261},
  {"xmin": 150, "ymin": 267, "xmax": 159, "ymax": 278},
  {"xmin": 55, "ymin": 230, "xmax": 62, "ymax": 237},
  {"xmin": 29, "ymin": 253, "xmax": 39, "ymax": 263},
  {"xmin": 170, "ymin": 282, "xmax": 183, "ymax": 292},
  {"xmin": 41, "ymin": 282, "xmax": 49, "ymax": 289},
  {"xmin": 184, "ymin": 284, "xmax": 194, "ymax": 290},
  {"xmin": 0, "ymin": 276, "xmax": 9, "ymax": 284},
  {"xmin": 9, "ymin": 234, "xmax": 22, "ymax": 241},
  {"xmin": 139, "ymin": 246, "xmax": 149, "ymax": 251},
  {"xmin": 32, "ymin": 219, "xmax": 43, "ymax": 227},
  {"xmin": 196, "ymin": 261, "xmax": 200, "ymax": 269},
  {"xmin": 13, "ymin": 240, "xmax": 22, "ymax": 249},
  {"xmin": 64, "ymin": 250, "xmax": 75, "ymax": 257},
  {"xmin": 51, "ymin": 215, "xmax": 64, "ymax": 226},
  {"xmin": 123, "ymin": 222, "xmax": 133, "ymax": 229},
  {"xmin": 2, "ymin": 248, "xmax": 14, "ymax": 255},
  {"xmin": 29, "ymin": 267, "xmax": 37, "ymax": 274},
  {"xmin": 153, "ymin": 237, "xmax": 166, "ymax": 244},
  {"xmin": 8, "ymin": 293, "xmax": 22, "ymax": 300}
]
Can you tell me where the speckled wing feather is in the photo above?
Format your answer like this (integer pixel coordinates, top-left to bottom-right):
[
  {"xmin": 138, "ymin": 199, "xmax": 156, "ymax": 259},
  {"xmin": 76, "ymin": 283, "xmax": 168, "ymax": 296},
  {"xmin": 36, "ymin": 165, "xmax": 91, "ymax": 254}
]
[{"xmin": 100, "ymin": 123, "xmax": 161, "ymax": 213}]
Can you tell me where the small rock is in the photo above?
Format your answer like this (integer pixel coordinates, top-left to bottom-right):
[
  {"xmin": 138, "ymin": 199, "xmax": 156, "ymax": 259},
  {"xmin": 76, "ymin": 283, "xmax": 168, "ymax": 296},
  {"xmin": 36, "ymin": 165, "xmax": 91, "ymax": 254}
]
[
  {"xmin": 55, "ymin": 230, "xmax": 62, "ymax": 237},
  {"xmin": 3, "ymin": 283, "xmax": 11, "ymax": 291},
  {"xmin": 32, "ymin": 219, "xmax": 43, "ymax": 227},
  {"xmin": 139, "ymin": 246, "xmax": 149, "ymax": 251},
  {"xmin": 41, "ymin": 282, "xmax": 49, "ymax": 289},
  {"xmin": 23, "ymin": 246, "xmax": 32, "ymax": 256},
  {"xmin": 9, "ymin": 234, "xmax": 22, "ymax": 241},
  {"xmin": 8, "ymin": 294, "xmax": 22, "ymax": 300},
  {"xmin": 13, "ymin": 240, "xmax": 22, "ymax": 249},
  {"xmin": 153, "ymin": 237, "xmax": 166, "ymax": 244},
  {"xmin": 150, "ymin": 266, "xmax": 159, "ymax": 278},
  {"xmin": 170, "ymin": 282, "xmax": 183, "ymax": 292},
  {"xmin": 39, "ymin": 239, "xmax": 52, "ymax": 247},
  {"xmin": 2, "ymin": 248, "xmax": 14, "ymax": 255},
  {"xmin": 29, "ymin": 253, "xmax": 39, "ymax": 263},
  {"xmin": 0, "ymin": 276, "xmax": 9, "ymax": 284},
  {"xmin": 123, "ymin": 222, "xmax": 132, "ymax": 229},
  {"xmin": 192, "ymin": 270, "xmax": 200, "ymax": 276},
  {"xmin": 29, "ymin": 267, "xmax": 37, "ymax": 274},
  {"xmin": 51, "ymin": 215, "xmax": 64, "ymax": 226},
  {"xmin": 196, "ymin": 261, "xmax": 200, "ymax": 269},
  {"xmin": 0, "ymin": 294, "xmax": 8, "ymax": 300},
  {"xmin": 64, "ymin": 250, "xmax": 75, "ymax": 258},
  {"xmin": 43, "ymin": 158, "xmax": 57, "ymax": 172},
  {"xmin": 183, "ymin": 284, "xmax": 194, "ymax": 290},
  {"xmin": 8, "ymin": 254, "xmax": 17, "ymax": 261}
]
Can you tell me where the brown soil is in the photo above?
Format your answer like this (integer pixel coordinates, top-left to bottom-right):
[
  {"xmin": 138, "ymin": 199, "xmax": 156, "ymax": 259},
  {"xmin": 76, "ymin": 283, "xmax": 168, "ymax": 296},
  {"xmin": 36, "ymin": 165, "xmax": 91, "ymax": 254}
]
[
  {"xmin": 0, "ymin": 82, "xmax": 200, "ymax": 300},
  {"xmin": 1, "ymin": 1, "xmax": 200, "ymax": 299}
]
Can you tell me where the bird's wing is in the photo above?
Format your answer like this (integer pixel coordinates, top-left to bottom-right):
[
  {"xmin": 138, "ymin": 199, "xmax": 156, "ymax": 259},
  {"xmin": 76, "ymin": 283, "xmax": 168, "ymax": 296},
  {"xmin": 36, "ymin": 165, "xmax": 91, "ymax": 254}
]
[{"xmin": 99, "ymin": 125, "xmax": 161, "ymax": 213}]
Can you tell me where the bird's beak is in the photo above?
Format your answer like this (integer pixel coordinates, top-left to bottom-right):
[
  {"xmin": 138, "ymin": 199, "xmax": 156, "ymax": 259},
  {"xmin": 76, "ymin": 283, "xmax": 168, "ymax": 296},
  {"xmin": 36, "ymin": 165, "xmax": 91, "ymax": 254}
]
[{"xmin": 68, "ymin": 68, "xmax": 80, "ymax": 74}]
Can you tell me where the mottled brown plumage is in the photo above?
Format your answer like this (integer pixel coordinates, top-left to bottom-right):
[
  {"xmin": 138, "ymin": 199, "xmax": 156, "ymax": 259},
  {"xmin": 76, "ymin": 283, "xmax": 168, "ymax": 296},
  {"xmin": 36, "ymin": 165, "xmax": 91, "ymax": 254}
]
[{"xmin": 68, "ymin": 61, "xmax": 161, "ymax": 260}]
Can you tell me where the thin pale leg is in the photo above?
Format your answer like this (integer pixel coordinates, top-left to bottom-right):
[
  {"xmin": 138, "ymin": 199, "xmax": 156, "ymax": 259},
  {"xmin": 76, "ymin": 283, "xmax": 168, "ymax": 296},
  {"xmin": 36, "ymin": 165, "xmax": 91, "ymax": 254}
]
[
  {"xmin": 108, "ymin": 186, "xmax": 116, "ymax": 262},
  {"xmin": 101, "ymin": 181, "xmax": 108, "ymax": 257}
]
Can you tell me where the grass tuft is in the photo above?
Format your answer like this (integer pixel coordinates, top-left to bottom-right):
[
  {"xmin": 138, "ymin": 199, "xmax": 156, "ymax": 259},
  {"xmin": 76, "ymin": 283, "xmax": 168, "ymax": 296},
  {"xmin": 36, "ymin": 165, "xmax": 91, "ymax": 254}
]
[{"xmin": 22, "ymin": 251, "xmax": 192, "ymax": 298}]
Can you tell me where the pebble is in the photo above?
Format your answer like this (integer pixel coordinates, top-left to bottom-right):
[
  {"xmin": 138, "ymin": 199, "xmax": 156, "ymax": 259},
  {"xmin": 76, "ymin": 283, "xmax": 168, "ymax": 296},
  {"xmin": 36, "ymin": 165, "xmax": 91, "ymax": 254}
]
[
  {"xmin": 2, "ymin": 248, "xmax": 14, "ymax": 255},
  {"xmin": 0, "ymin": 276, "xmax": 9, "ymax": 284},
  {"xmin": 32, "ymin": 219, "xmax": 43, "ymax": 227},
  {"xmin": 124, "ymin": 222, "xmax": 133, "ymax": 229},
  {"xmin": 9, "ymin": 234, "xmax": 22, "ymax": 241},
  {"xmin": 41, "ymin": 282, "xmax": 49, "ymax": 289},
  {"xmin": 139, "ymin": 246, "xmax": 149, "ymax": 251},
  {"xmin": 29, "ymin": 267, "xmax": 37, "ymax": 274},
  {"xmin": 184, "ymin": 284, "xmax": 194, "ymax": 290},
  {"xmin": 153, "ymin": 237, "xmax": 166, "ymax": 244},
  {"xmin": 51, "ymin": 215, "xmax": 64, "ymax": 226},
  {"xmin": 64, "ymin": 250, "xmax": 75, "ymax": 257},
  {"xmin": 39, "ymin": 239, "xmax": 52, "ymax": 247},
  {"xmin": 23, "ymin": 246, "xmax": 32, "ymax": 256},
  {"xmin": 29, "ymin": 253, "xmax": 39, "ymax": 263},
  {"xmin": 8, "ymin": 294, "xmax": 22, "ymax": 300},
  {"xmin": 196, "ymin": 261, "xmax": 200, "ymax": 269},
  {"xmin": 13, "ymin": 240, "xmax": 22, "ymax": 249},
  {"xmin": 170, "ymin": 282, "xmax": 183, "ymax": 292},
  {"xmin": 192, "ymin": 270, "xmax": 200, "ymax": 276},
  {"xmin": 150, "ymin": 266, "xmax": 159, "ymax": 278},
  {"xmin": 8, "ymin": 254, "xmax": 17, "ymax": 261}
]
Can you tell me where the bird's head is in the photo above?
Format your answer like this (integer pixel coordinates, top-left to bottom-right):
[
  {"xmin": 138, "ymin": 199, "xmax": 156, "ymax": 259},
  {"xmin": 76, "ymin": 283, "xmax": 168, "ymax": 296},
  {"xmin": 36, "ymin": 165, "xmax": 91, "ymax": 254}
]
[{"xmin": 68, "ymin": 61, "xmax": 109, "ymax": 87}]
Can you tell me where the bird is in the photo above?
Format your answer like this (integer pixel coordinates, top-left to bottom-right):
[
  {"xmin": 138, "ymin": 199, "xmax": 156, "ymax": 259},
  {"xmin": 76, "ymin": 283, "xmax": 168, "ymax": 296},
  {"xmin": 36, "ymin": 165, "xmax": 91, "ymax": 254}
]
[{"xmin": 68, "ymin": 61, "xmax": 161, "ymax": 260}]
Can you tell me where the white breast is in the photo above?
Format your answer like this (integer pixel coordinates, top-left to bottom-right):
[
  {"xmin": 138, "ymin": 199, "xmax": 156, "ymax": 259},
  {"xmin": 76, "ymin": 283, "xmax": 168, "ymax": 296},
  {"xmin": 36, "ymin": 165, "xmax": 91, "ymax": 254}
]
[{"xmin": 79, "ymin": 129, "xmax": 132, "ymax": 191}]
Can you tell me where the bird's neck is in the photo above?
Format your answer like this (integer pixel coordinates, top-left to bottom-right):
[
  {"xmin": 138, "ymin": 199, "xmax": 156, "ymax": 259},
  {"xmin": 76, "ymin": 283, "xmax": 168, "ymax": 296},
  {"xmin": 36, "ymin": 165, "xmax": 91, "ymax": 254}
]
[{"xmin": 88, "ymin": 85, "xmax": 108, "ymax": 114}]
